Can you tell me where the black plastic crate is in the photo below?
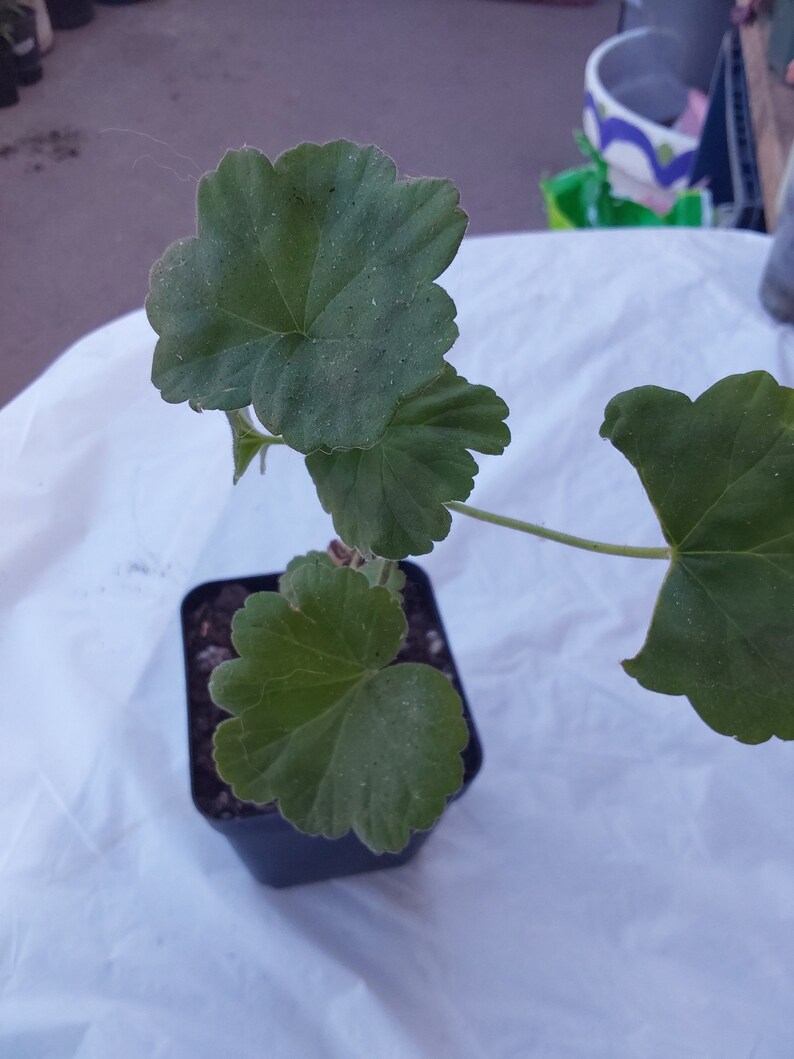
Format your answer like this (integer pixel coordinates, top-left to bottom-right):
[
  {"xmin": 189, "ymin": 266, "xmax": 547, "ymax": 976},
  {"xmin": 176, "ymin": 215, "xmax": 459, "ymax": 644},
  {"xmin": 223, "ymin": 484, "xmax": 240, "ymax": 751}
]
[{"xmin": 689, "ymin": 30, "xmax": 765, "ymax": 231}]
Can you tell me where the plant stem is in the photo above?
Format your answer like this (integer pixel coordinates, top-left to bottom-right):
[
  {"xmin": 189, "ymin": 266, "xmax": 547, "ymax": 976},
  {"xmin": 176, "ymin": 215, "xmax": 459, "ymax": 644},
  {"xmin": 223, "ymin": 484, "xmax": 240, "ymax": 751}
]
[
  {"xmin": 377, "ymin": 559, "xmax": 397, "ymax": 586},
  {"xmin": 447, "ymin": 501, "xmax": 670, "ymax": 560}
]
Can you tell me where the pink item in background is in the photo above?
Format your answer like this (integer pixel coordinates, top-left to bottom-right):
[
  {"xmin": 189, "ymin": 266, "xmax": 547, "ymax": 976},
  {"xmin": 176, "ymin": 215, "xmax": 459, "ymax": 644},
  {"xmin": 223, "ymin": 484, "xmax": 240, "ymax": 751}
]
[{"xmin": 673, "ymin": 88, "xmax": 710, "ymax": 139}]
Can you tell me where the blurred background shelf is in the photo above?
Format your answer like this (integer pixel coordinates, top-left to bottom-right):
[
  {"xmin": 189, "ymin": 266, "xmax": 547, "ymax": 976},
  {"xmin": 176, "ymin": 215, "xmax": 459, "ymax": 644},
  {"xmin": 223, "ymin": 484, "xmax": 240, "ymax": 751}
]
[{"xmin": 740, "ymin": 12, "xmax": 794, "ymax": 228}]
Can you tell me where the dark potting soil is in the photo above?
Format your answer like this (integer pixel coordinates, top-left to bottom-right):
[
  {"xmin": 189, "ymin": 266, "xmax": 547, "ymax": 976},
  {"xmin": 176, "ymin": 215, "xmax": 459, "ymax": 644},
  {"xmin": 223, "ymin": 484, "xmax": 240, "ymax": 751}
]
[{"xmin": 183, "ymin": 567, "xmax": 465, "ymax": 820}]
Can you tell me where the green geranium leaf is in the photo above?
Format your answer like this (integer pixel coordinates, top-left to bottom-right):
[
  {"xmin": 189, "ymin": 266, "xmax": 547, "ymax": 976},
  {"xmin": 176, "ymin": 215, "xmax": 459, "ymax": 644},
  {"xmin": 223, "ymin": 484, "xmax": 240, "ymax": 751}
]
[
  {"xmin": 280, "ymin": 551, "xmax": 405, "ymax": 606},
  {"xmin": 359, "ymin": 558, "xmax": 406, "ymax": 601},
  {"xmin": 306, "ymin": 365, "xmax": 510, "ymax": 559},
  {"xmin": 278, "ymin": 550, "xmax": 337, "ymax": 605},
  {"xmin": 601, "ymin": 372, "xmax": 794, "ymax": 743},
  {"xmin": 225, "ymin": 408, "xmax": 281, "ymax": 484},
  {"xmin": 210, "ymin": 562, "xmax": 468, "ymax": 852},
  {"xmin": 148, "ymin": 141, "xmax": 467, "ymax": 454}
]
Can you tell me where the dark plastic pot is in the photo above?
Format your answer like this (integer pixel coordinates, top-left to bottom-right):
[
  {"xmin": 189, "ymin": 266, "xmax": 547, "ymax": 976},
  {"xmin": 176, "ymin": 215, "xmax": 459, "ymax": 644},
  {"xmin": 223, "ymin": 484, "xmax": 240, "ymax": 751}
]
[
  {"xmin": 45, "ymin": 0, "xmax": 94, "ymax": 29},
  {"xmin": 181, "ymin": 562, "xmax": 483, "ymax": 888},
  {"xmin": 12, "ymin": 5, "xmax": 42, "ymax": 86},
  {"xmin": 0, "ymin": 41, "xmax": 19, "ymax": 107}
]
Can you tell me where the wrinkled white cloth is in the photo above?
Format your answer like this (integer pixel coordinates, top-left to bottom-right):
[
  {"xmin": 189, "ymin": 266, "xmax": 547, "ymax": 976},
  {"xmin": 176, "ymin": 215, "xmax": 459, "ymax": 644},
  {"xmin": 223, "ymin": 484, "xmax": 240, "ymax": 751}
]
[{"xmin": 2, "ymin": 229, "xmax": 794, "ymax": 1059}]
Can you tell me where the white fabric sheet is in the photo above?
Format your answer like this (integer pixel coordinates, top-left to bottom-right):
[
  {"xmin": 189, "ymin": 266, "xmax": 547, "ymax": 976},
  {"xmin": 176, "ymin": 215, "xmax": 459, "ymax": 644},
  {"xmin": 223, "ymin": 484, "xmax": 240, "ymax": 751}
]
[{"xmin": 2, "ymin": 229, "xmax": 794, "ymax": 1058}]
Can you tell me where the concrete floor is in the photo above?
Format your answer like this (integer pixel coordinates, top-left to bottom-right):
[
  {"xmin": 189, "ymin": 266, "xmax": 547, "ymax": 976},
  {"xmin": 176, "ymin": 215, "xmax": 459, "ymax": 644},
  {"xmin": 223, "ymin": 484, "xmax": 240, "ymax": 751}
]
[{"xmin": 0, "ymin": 0, "xmax": 619, "ymax": 409}]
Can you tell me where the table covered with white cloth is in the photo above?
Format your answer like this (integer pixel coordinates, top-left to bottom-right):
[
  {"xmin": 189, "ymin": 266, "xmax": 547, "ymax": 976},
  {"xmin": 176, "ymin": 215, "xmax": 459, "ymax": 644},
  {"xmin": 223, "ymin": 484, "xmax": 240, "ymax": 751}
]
[{"xmin": 2, "ymin": 228, "xmax": 793, "ymax": 1058}]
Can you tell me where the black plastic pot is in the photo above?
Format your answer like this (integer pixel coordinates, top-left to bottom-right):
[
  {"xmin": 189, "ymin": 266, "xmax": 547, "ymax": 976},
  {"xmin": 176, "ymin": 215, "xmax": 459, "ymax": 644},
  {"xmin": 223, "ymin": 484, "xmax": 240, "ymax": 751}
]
[
  {"xmin": 0, "ymin": 40, "xmax": 19, "ymax": 107},
  {"xmin": 11, "ymin": 5, "xmax": 41, "ymax": 86},
  {"xmin": 181, "ymin": 562, "xmax": 483, "ymax": 888},
  {"xmin": 45, "ymin": 0, "xmax": 94, "ymax": 29}
]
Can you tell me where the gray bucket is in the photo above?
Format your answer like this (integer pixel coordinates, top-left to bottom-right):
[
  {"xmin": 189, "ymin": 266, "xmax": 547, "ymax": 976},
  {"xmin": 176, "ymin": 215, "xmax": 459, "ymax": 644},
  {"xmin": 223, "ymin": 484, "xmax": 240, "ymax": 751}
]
[{"xmin": 621, "ymin": 0, "xmax": 733, "ymax": 91}]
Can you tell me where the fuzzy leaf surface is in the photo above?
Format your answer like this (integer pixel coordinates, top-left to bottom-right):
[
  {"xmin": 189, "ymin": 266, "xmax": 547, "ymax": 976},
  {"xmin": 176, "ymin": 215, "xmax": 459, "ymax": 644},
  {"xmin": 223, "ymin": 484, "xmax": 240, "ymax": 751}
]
[
  {"xmin": 306, "ymin": 365, "xmax": 510, "ymax": 558},
  {"xmin": 278, "ymin": 550, "xmax": 336, "ymax": 605},
  {"xmin": 601, "ymin": 372, "xmax": 794, "ymax": 743},
  {"xmin": 148, "ymin": 141, "xmax": 467, "ymax": 453},
  {"xmin": 211, "ymin": 562, "xmax": 467, "ymax": 852}
]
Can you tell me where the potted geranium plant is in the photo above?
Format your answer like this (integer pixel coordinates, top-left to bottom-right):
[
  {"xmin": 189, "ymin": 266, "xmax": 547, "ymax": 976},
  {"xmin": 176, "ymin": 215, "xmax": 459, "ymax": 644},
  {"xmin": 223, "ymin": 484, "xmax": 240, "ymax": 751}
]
[{"xmin": 147, "ymin": 140, "xmax": 794, "ymax": 886}]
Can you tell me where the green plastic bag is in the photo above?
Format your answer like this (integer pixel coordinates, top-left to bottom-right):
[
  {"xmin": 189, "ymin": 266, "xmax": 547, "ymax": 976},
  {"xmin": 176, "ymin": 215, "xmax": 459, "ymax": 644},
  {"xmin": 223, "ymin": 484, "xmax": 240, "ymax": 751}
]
[{"xmin": 541, "ymin": 133, "xmax": 712, "ymax": 230}]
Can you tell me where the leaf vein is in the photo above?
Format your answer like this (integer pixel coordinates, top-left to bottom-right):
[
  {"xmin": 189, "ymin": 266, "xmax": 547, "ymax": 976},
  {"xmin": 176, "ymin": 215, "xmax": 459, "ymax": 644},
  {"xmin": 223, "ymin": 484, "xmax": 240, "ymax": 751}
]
[
  {"xmin": 681, "ymin": 559, "xmax": 787, "ymax": 684},
  {"xmin": 678, "ymin": 426, "xmax": 788, "ymax": 549}
]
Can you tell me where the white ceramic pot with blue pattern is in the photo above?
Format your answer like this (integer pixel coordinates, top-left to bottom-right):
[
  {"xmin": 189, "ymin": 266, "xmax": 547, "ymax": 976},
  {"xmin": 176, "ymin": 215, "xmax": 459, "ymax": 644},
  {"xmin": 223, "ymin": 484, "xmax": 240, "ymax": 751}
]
[{"xmin": 583, "ymin": 28, "xmax": 698, "ymax": 193}]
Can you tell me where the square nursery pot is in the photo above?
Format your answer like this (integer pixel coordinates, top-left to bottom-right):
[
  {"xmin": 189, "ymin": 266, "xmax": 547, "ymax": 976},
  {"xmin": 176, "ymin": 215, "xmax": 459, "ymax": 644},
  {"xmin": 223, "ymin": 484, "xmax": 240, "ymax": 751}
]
[{"xmin": 181, "ymin": 562, "xmax": 483, "ymax": 888}]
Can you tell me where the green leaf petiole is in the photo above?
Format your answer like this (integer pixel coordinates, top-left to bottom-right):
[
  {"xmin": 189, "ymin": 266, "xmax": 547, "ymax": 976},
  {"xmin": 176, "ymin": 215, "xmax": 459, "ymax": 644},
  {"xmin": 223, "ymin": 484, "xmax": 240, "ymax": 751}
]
[{"xmin": 447, "ymin": 501, "xmax": 671, "ymax": 560}]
